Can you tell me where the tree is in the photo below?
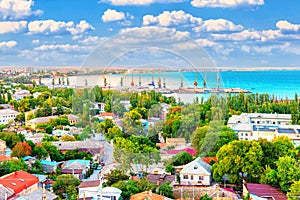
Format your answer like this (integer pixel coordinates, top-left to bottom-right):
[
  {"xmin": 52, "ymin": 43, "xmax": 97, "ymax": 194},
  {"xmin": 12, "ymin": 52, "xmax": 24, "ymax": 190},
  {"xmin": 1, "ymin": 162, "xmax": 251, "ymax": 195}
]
[
  {"xmin": 105, "ymin": 126, "xmax": 123, "ymax": 141},
  {"xmin": 52, "ymin": 174, "xmax": 80, "ymax": 199},
  {"xmin": 172, "ymin": 152, "xmax": 193, "ymax": 166},
  {"xmin": 276, "ymin": 156, "xmax": 300, "ymax": 192},
  {"xmin": 61, "ymin": 135, "xmax": 76, "ymax": 141},
  {"xmin": 212, "ymin": 140, "xmax": 264, "ymax": 184},
  {"xmin": 165, "ymin": 164, "xmax": 175, "ymax": 174},
  {"xmin": 158, "ymin": 181, "xmax": 174, "ymax": 199},
  {"xmin": 32, "ymin": 145, "xmax": 49, "ymax": 160},
  {"xmin": 105, "ymin": 170, "xmax": 129, "ymax": 186},
  {"xmin": 123, "ymin": 110, "xmax": 143, "ymax": 135},
  {"xmin": 42, "ymin": 142, "xmax": 64, "ymax": 161},
  {"xmin": 288, "ymin": 180, "xmax": 300, "ymax": 200},
  {"xmin": 200, "ymin": 194, "xmax": 212, "ymax": 200},
  {"xmin": 0, "ymin": 159, "xmax": 28, "ymax": 176},
  {"xmin": 78, "ymin": 126, "xmax": 93, "ymax": 141},
  {"xmin": 11, "ymin": 142, "xmax": 32, "ymax": 158}
]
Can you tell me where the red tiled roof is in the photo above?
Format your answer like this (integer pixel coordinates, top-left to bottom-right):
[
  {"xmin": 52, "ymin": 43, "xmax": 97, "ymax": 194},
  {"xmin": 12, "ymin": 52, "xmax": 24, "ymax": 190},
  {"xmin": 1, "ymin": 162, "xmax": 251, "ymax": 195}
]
[
  {"xmin": 246, "ymin": 183, "xmax": 287, "ymax": 200},
  {"xmin": 78, "ymin": 180, "xmax": 100, "ymax": 188},
  {"xmin": 130, "ymin": 191, "xmax": 165, "ymax": 200},
  {"xmin": 0, "ymin": 170, "xmax": 39, "ymax": 194},
  {"xmin": 0, "ymin": 155, "xmax": 13, "ymax": 162},
  {"xmin": 165, "ymin": 148, "xmax": 197, "ymax": 156},
  {"xmin": 202, "ymin": 157, "xmax": 217, "ymax": 164},
  {"xmin": 98, "ymin": 112, "xmax": 116, "ymax": 117}
]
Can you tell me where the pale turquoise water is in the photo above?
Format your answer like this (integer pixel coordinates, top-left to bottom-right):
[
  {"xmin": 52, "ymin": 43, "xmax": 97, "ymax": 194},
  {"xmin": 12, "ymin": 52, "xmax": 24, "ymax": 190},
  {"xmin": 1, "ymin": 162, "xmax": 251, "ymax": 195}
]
[{"xmin": 46, "ymin": 70, "xmax": 300, "ymax": 101}]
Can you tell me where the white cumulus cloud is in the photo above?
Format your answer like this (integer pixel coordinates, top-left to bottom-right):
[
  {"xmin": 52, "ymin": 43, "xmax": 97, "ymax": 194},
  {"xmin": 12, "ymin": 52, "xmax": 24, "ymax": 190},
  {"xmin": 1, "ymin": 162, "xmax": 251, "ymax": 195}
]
[
  {"xmin": 34, "ymin": 44, "xmax": 92, "ymax": 52},
  {"xmin": 0, "ymin": 21, "xmax": 27, "ymax": 34},
  {"xmin": 102, "ymin": 9, "xmax": 125, "ymax": 22},
  {"xmin": 276, "ymin": 20, "xmax": 300, "ymax": 32},
  {"xmin": 0, "ymin": 40, "xmax": 17, "ymax": 48},
  {"xmin": 191, "ymin": 0, "xmax": 264, "ymax": 8},
  {"xmin": 28, "ymin": 20, "xmax": 94, "ymax": 36},
  {"xmin": 143, "ymin": 10, "xmax": 202, "ymax": 26},
  {"xmin": 0, "ymin": 0, "xmax": 42, "ymax": 19},
  {"xmin": 194, "ymin": 19, "xmax": 243, "ymax": 32},
  {"xmin": 101, "ymin": 0, "xmax": 185, "ymax": 6}
]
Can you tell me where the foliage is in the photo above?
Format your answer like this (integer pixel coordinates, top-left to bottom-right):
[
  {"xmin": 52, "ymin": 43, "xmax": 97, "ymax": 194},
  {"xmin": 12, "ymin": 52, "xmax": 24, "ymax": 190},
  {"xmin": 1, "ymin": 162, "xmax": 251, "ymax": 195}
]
[
  {"xmin": 64, "ymin": 149, "xmax": 93, "ymax": 161},
  {"xmin": 123, "ymin": 110, "xmax": 143, "ymax": 135},
  {"xmin": 52, "ymin": 174, "xmax": 81, "ymax": 199},
  {"xmin": 42, "ymin": 142, "xmax": 64, "ymax": 161},
  {"xmin": 60, "ymin": 135, "xmax": 76, "ymax": 141},
  {"xmin": 212, "ymin": 140, "xmax": 264, "ymax": 184},
  {"xmin": 32, "ymin": 145, "xmax": 49, "ymax": 159},
  {"xmin": 200, "ymin": 194, "xmax": 212, "ymax": 200},
  {"xmin": 78, "ymin": 126, "xmax": 93, "ymax": 140},
  {"xmin": 172, "ymin": 152, "xmax": 193, "ymax": 166},
  {"xmin": 0, "ymin": 159, "xmax": 28, "ymax": 176},
  {"xmin": 165, "ymin": 164, "xmax": 175, "ymax": 174},
  {"xmin": 0, "ymin": 132, "xmax": 25, "ymax": 148},
  {"xmin": 11, "ymin": 141, "xmax": 32, "ymax": 158},
  {"xmin": 276, "ymin": 156, "xmax": 300, "ymax": 192},
  {"xmin": 288, "ymin": 180, "xmax": 300, "ymax": 200},
  {"xmin": 105, "ymin": 170, "xmax": 129, "ymax": 186},
  {"xmin": 112, "ymin": 178, "xmax": 154, "ymax": 200},
  {"xmin": 158, "ymin": 181, "xmax": 174, "ymax": 199}
]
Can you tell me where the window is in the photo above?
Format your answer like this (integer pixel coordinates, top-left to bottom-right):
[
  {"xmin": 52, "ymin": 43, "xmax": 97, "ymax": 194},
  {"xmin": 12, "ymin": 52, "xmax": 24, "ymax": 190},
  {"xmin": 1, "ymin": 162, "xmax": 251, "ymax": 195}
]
[
  {"xmin": 183, "ymin": 175, "xmax": 188, "ymax": 179},
  {"xmin": 240, "ymin": 133, "xmax": 243, "ymax": 136},
  {"xmin": 191, "ymin": 175, "xmax": 194, "ymax": 180},
  {"xmin": 273, "ymin": 122, "xmax": 276, "ymax": 124},
  {"xmin": 199, "ymin": 176, "xmax": 203, "ymax": 181}
]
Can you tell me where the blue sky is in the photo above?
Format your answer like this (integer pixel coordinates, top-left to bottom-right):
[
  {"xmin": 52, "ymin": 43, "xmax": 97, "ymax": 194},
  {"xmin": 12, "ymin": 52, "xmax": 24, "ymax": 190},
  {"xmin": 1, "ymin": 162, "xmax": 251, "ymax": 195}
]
[{"xmin": 1, "ymin": 0, "xmax": 300, "ymax": 67}]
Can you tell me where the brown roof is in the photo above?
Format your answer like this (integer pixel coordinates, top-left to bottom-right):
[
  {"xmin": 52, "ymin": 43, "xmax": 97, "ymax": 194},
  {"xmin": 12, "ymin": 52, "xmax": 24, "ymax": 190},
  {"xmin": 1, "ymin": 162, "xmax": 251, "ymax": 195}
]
[
  {"xmin": 98, "ymin": 112, "xmax": 116, "ymax": 117},
  {"xmin": 147, "ymin": 174, "xmax": 175, "ymax": 186},
  {"xmin": 78, "ymin": 180, "xmax": 100, "ymax": 188},
  {"xmin": 245, "ymin": 183, "xmax": 287, "ymax": 200},
  {"xmin": 130, "ymin": 191, "xmax": 166, "ymax": 200}
]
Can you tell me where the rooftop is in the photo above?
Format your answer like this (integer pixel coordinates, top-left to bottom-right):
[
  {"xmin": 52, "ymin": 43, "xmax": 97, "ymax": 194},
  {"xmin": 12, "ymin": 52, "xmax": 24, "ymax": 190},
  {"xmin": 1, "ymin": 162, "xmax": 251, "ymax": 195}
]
[
  {"xmin": 245, "ymin": 183, "xmax": 287, "ymax": 200},
  {"xmin": 0, "ymin": 109, "xmax": 19, "ymax": 115},
  {"xmin": 78, "ymin": 180, "xmax": 100, "ymax": 188},
  {"xmin": 180, "ymin": 157, "xmax": 211, "ymax": 175},
  {"xmin": 130, "ymin": 191, "xmax": 172, "ymax": 200},
  {"xmin": 0, "ymin": 170, "xmax": 39, "ymax": 194}
]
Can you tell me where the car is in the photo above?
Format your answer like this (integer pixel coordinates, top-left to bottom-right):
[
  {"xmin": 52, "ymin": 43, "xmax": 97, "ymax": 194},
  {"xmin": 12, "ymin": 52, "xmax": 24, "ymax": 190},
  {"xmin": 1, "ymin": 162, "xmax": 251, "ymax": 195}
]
[{"xmin": 100, "ymin": 162, "xmax": 105, "ymax": 166}]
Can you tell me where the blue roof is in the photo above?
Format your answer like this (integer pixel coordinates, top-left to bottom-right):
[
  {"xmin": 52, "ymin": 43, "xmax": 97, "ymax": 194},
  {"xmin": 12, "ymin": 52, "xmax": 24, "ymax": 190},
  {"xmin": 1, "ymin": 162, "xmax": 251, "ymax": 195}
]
[
  {"xmin": 66, "ymin": 159, "xmax": 90, "ymax": 166},
  {"xmin": 22, "ymin": 156, "xmax": 35, "ymax": 161},
  {"xmin": 41, "ymin": 160, "xmax": 58, "ymax": 166},
  {"xmin": 33, "ymin": 174, "xmax": 47, "ymax": 182}
]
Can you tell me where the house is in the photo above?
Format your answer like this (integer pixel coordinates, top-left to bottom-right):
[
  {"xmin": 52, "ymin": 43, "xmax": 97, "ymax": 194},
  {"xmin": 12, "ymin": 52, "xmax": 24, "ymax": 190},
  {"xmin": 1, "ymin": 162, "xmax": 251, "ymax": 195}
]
[
  {"xmin": 66, "ymin": 114, "xmax": 80, "ymax": 125},
  {"xmin": 96, "ymin": 112, "xmax": 116, "ymax": 121},
  {"xmin": 243, "ymin": 182, "xmax": 287, "ymax": 200},
  {"xmin": 147, "ymin": 174, "xmax": 175, "ymax": 186},
  {"xmin": 62, "ymin": 159, "xmax": 90, "ymax": 180},
  {"xmin": 22, "ymin": 156, "xmax": 36, "ymax": 168},
  {"xmin": 0, "ymin": 140, "xmax": 6, "ymax": 155},
  {"xmin": 165, "ymin": 148, "xmax": 197, "ymax": 157},
  {"xmin": 41, "ymin": 160, "xmax": 60, "ymax": 173},
  {"xmin": 178, "ymin": 157, "xmax": 212, "ymax": 186},
  {"xmin": 0, "ymin": 109, "xmax": 19, "ymax": 125},
  {"xmin": 25, "ymin": 133, "xmax": 45, "ymax": 144},
  {"xmin": 102, "ymin": 187, "xmax": 122, "ymax": 200},
  {"xmin": 14, "ymin": 187, "xmax": 58, "ymax": 200},
  {"xmin": 78, "ymin": 180, "xmax": 101, "ymax": 198},
  {"xmin": 12, "ymin": 89, "xmax": 31, "ymax": 101},
  {"xmin": 26, "ymin": 114, "xmax": 80, "ymax": 129},
  {"xmin": 165, "ymin": 138, "xmax": 186, "ymax": 147},
  {"xmin": 0, "ymin": 155, "xmax": 13, "ymax": 162},
  {"xmin": 26, "ymin": 116, "xmax": 58, "ymax": 129},
  {"xmin": 0, "ymin": 184, "xmax": 14, "ymax": 200},
  {"xmin": 208, "ymin": 185, "xmax": 239, "ymax": 200},
  {"xmin": 0, "ymin": 170, "xmax": 39, "ymax": 197},
  {"xmin": 52, "ymin": 140, "xmax": 104, "ymax": 161},
  {"xmin": 130, "ymin": 191, "xmax": 173, "ymax": 200},
  {"xmin": 91, "ymin": 102, "xmax": 106, "ymax": 113},
  {"xmin": 0, "ymin": 104, "xmax": 12, "ymax": 109}
]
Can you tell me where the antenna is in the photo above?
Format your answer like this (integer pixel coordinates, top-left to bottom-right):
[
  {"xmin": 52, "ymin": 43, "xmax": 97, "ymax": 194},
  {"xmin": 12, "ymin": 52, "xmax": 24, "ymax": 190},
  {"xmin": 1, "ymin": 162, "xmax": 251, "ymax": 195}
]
[
  {"xmin": 203, "ymin": 73, "xmax": 207, "ymax": 88},
  {"xmin": 131, "ymin": 72, "xmax": 134, "ymax": 87},
  {"xmin": 194, "ymin": 72, "xmax": 198, "ymax": 87},
  {"xmin": 139, "ymin": 73, "xmax": 141, "ymax": 87}
]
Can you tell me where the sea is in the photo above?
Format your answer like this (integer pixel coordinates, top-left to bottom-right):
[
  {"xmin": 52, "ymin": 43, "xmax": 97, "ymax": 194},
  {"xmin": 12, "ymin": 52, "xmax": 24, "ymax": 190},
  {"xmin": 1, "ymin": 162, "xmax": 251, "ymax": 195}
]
[{"xmin": 43, "ymin": 70, "xmax": 300, "ymax": 103}]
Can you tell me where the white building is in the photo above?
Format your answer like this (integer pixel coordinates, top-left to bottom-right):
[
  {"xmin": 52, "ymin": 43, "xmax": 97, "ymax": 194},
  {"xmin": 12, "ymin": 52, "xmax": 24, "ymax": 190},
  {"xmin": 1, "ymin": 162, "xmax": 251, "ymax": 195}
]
[
  {"xmin": 228, "ymin": 113, "xmax": 291, "ymax": 128},
  {"xmin": 0, "ymin": 109, "xmax": 19, "ymax": 125},
  {"xmin": 179, "ymin": 157, "xmax": 211, "ymax": 186},
  {"xmin": 12, "ymin": 89, "xmax": 31, "ymax": 100},
  {"xmin": 78, "ymin": 181, "xmax": 122, "ymax": 200},
  {"xmin": 229, "ymin": 113, "xmax": 300, "ymax": 146}
]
